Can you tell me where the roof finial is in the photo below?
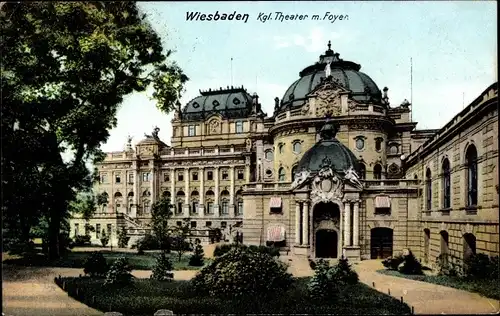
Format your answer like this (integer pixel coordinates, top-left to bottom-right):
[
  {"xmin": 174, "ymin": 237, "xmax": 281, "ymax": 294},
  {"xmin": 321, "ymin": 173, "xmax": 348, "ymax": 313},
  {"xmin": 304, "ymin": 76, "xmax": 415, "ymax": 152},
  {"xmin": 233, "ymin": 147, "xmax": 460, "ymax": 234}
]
[{"xmin": 327, "ymin": 40, "xmax": 331, "ymax": 51}]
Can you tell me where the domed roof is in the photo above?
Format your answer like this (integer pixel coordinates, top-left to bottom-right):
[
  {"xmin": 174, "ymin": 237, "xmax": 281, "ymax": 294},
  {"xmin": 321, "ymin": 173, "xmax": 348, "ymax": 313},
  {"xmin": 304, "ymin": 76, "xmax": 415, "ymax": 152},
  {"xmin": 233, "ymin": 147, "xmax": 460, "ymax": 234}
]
[
  {"xmin": 182, "ymin": 86, "xmax": 255, "ymax": 121},
  {"xmin": 296, "ymin": 122, "xmax": 359, "ymax": 174},
  {"xmin": 280, "ymin": 41, "xmax": 382, "ymax": 111}
]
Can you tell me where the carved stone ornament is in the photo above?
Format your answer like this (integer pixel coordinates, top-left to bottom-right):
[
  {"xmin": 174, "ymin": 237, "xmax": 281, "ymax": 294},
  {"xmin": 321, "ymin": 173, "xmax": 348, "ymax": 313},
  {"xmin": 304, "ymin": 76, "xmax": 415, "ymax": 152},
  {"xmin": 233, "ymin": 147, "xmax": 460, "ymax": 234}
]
[
  {"xmin": 301, "ymin": 102, "xmax": 310, "ymax": 115},
  {"xmin": 209, "ymin": 119, "xmax": 220, "ymax": 134},
  {"xmin": 313, "ymin": 82, "xmax": 347, "ymax": 118},
  {"xmin": 245, "ymin": 138, "xmax": 252, "ymax": 152},
  {"xmin": 310, "ymin": 167, "xmax": 344, "ymax": 204}
]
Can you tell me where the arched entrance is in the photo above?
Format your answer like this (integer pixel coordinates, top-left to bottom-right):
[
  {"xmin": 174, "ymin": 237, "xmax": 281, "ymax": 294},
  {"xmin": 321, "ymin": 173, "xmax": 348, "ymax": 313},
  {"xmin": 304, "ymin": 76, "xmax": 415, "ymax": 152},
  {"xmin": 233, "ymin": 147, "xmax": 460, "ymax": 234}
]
[
  {"xmin": 316, "ymin": 230, "xmax": 338, "ymax": 258},
  {"xmin": 370, "ymin": 228, "xmax": 393, "ymax": 259},
  {"xmin": 312, "ymin": 202, "xmax": 341, "ymax": 258}
]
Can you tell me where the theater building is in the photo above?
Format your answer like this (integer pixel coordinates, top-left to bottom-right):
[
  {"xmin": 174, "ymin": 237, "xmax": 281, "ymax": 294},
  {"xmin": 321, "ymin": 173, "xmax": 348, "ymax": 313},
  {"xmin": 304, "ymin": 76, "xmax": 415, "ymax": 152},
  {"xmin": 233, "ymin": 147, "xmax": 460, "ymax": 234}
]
[{"xmin": 70, "ymin": 42, "xmax": 498, "ymax": 264}]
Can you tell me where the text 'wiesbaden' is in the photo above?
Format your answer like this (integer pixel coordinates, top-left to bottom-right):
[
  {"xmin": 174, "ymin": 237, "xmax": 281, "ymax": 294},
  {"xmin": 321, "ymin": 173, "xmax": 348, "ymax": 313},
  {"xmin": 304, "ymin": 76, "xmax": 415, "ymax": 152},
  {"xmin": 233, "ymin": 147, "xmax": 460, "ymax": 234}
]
[{"xmin": 186, "ymin": 11, "xmax": 249, "ymax": 23}]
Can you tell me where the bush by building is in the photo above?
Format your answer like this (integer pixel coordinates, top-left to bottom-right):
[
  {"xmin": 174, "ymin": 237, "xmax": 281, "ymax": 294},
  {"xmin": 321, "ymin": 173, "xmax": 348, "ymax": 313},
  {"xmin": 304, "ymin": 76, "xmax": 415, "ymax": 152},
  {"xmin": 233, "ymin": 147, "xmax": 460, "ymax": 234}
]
[
  {"xmin": 212, "ymin": 243, "xmax": 279, "ymax": 258},
  {"xmin": 74, "ymin": 235, "xmax": 92, "ymax": 246},
  {"xmin": 83, "ymin": 251, "xmax": 109, "ymax": 277},
  {"xmin": 151, "ymin": 251, "xmax": 174, "ymax": 281},
  {"xmin": 191, "ymin": 246, "xmax": 293, "ymax": 300},
  {"xmin": 189, "ymin": 238, "xmax": 204, "ymax": 267},
  {"xmin": 104, "ymin": 256, "xmax": 133, "ymax": 286}
]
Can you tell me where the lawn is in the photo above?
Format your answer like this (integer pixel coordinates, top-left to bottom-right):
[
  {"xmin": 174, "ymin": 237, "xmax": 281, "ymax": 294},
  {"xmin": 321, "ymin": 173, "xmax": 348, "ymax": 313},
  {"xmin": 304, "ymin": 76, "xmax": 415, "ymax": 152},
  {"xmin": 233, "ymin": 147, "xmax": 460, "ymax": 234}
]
[
  {"xmin": 377, "ymin": 269, "xmax": 500, "ymax": 300},
  {"xmin": 3, "ymin": 250, "xmax": 207, "ymax": 271},
  {"xmin": 55, "ymin": 276, "xmax": 411, "ymax": 315}
]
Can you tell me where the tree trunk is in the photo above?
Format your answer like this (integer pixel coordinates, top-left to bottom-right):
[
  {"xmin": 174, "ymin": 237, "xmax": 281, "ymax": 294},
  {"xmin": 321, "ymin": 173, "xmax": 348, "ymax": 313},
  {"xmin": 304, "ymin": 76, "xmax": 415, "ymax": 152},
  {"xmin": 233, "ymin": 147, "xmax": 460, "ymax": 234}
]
[{"xmin": 48, "ymin": 209, "xmax": 61, "ymax": 260}]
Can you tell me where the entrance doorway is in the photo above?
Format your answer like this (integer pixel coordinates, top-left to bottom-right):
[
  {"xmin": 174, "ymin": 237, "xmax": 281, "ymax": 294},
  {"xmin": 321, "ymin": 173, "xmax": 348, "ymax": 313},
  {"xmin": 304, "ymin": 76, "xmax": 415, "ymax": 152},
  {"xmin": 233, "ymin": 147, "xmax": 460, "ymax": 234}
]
[
  {"xmin": 370, "ymin": 228, "xmax": 393, "ymax": 259},
  {"xmin": 315, "ymin": 229, "xmax": 338, "ymax": 258}
]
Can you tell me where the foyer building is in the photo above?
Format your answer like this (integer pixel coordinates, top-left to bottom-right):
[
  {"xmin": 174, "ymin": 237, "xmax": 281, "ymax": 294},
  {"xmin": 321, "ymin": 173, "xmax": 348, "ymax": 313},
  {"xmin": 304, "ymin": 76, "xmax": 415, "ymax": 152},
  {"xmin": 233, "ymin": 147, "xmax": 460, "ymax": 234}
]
[{"xmin": 70, "ymin": 42, "xmax": 499, "ymax": 264}]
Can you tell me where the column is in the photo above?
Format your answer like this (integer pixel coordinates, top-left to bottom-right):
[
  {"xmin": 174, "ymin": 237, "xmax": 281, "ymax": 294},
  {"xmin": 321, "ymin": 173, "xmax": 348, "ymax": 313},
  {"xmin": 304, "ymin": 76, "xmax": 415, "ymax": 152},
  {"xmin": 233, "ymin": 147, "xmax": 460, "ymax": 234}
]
[
  {"xmin": 150, "ymin": 165, "xmax": 155, "ymax": 205},
  {"xmin": 170, "ymin": 168, "xmax": 175, "ymax": 209},
  {"xmin": 245, "ymin": 156, "xmax": 251, "ymax": 182},
  {"xmin": 184, "ymin": 168, "xmax": 190, "ymax": 217},
  {"xmin": 302, "ymin": 201, "xmax": 309, "ymax": 245},
  {"xmin": 229, "ymin": 166, "xmax": 235, "ymax": 217},
  {"xmin": 132, "ymin": 162, "xmax": 139, "ymax": 218},
  {"xmin": 343, "ymin": 201, "xmax": 351, "ymax": 247},
  {"xmin": 214, "ymin": 166, "xmax": 220, "ymax": 216},
  {"xmin": 199, "ymin": 167, "xmax": 204, "ymax": 217},
  {"xmin": 353, "ymin": 201, "xmax": 360, "ymax": 247},
  {"xmin": 295, "ymin": 202, "xmax": 301, "ymax": 245}
]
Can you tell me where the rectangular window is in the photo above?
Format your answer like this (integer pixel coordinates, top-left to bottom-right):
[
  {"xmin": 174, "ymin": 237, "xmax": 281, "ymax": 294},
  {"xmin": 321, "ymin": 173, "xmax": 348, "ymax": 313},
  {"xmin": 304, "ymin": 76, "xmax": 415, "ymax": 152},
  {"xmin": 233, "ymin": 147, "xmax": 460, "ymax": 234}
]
[
  {"xmin": 177, "ymin": 202, "xmax": 183, "ymax": 214},
  {"xmin": 142, "ymin": 172, "xmax": 151, "ymax": 182},
  {"xmin": 237, "ymin": 169, "xmax": 244, "ymax": 180},
  {"xmin": 207, "ymin": 202, "xmax": 213, "ymax": 214},
  {"xmin": 221, "ymin": 221, "xmax": 227, "ymax": 228},
  {"xmin": 206, "ymin": 221, "xmax": 212, "ymax": 227},
  {"xmin": 221, "ymin": 201, "xmax": 229, "ymax": 215},
  {"xmin": 176, "ymin": 221, "xmax": 182, "ymax": 227},
  {"xmin": 374, "ymin": 207, "xmax": 391, "ymax": 216},
  {"xmin": 192, "ymin": 201, "xmax": 199, "ymax": 214},
  {"xmin": 107, "ymin": 224, "xmax": 112, "ymax": 236},
  {"xmin": 178, "ymin": 173, "xmax": 184, "ymax": 181},
  {"xmin": 128, "ymin": 173, "xmax": 134, "ymax": 183},
  {"xmin": 188, "ymin": 125, "xmax": 196, "ymax": 136},
  {"xmin": 235, "ymin": 121, "xmax": 243, "ymax": 134},
  {"xmin": 164, "ymin": 173, "xmax": 170, "ymax": 182},
  {"xmin": 222, "ymin": 170, "xmax": 228, "ymax": 180},
  {"xmin": 207, "ymin": 171, "xmax": 213, "ymax": 181},
  {"xmin": 96, "ymin": 224, "xmax": 101, "ymax": 238},
  {"xmin": 115, "ymin": 174, "xmax": 121, "ymax": 184},
  {"xmin": 74, "ymin": 223, "xmax": 80, "ymax": 236},
  {"xmin": 100, "ymin": 173, "xmax": 107, "ymax": 184},
  {"xmin": 237, "ymin": 201, "xmax": 243, "ymax": 216},
  {"xmin": 192, "ymin": 172, "xmax": 198, "ymax": 181},
  {"xmin": 191, "ymin": 221, "xmax": 197, "ymax": 228}
]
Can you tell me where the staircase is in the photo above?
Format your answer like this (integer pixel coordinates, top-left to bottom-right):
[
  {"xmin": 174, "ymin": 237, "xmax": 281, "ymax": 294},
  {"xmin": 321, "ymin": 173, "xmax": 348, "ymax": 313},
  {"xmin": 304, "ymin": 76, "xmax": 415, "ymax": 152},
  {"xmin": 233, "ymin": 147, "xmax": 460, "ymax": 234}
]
[{"xmin": 117, "ymin": 212, "xmax": 151, "ymax": 247}]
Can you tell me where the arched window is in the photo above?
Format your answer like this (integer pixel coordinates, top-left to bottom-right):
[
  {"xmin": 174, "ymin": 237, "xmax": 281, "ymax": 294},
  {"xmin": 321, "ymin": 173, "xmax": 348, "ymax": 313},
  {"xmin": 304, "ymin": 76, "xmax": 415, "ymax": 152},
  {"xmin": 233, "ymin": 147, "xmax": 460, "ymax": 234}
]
[
  {"xmin": 291, "ymin": 165, "xmax": 298, "ymax": 182},
  {"xmin": 114, "ymin": 192, "xmax": 122, "ymax": 198},
  {"xmin": 375, "ymin": 138, "xmax": 383, "ymax": 152},
  {"xmin": 426, "ymin": 168, "xmax": 432, "ymax": 210},
  {"xmin": 278, "ymin": 167, "xmax": 285, "ymax": 182},
  {"xmin": 373, "ymin": 164, "xmax": 382, "ymax": 180},
  {"xmin": 442, "ymin": 158, "xmax": 451, "ymax": 209},
  {"xmin": 358, "ymin": 163, "xmax": 366, "ymax": 179},
  {"xmin": 440, "ymin": 230, "xmax": 450, "ymax": 264},
  {"xmin": 278, "ymin": 143, "xmax": 284, "ymax": 154},
  {"xmin": 465, "ymin": 145, "xmax": 478, "ymax": 206},
  {"xmin": 265, "ymin": 150, "xmax": 273, "ymax": 161},
  {"xmin": 292, "ymin": 141, "xmax": 301, "ymax": 154},
  {"xmin": 463, "ymin": 233, "xmax": 476, "ymax": 261},
  {"xmin": 128, "ymin": 191, "xmax": 134, "ymax": 197}
]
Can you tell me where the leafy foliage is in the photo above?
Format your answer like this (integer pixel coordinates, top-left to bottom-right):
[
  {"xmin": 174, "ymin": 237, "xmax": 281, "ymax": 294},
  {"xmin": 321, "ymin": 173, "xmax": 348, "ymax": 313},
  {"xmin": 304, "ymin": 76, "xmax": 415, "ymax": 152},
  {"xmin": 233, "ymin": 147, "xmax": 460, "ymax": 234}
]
[
  {"xmin": 134, "ymin": 233, "xmax": 160, "ymax": 251},
  {"xmin": 308, "ymin": 258, "xmax": 359, "ymax": 302},
  {"xmin": 151, "ymin": 251, "xmax": 174, "ymax": 281},
  {"xmin": 83, "ymin": 251, "xmax": 109, "ymax": 277},
  {"xmin": 100, "ymin": 229, "xmax": 109, "ymax": 247},
  {"xmin": 189, "ymin": 238, "xmax": 204, "ymax": 266},
  {"xmin": 117, "ymin": 227, "xmax": 130, "ymax": 248},
  {"xmin": 382, "ymin": 255, "xmax": 405, "ymax": 270},
  {"xmin": 171, "ymin": 219, "xmax": 192, "ymax": 262},
  {"xmin": 191, "ymin": 246, "xmax": 293, "ymax": 300},
  {"xmin": 69, "ymin": 192, "xmax": 97, "ymax": 221},
  {"xmin": 463, "ymin": 254, "xmax": 499, "ymax": 280},
  {"xmin": 96, "ymin": 193, "xmax": 109, "ymax": 213},
  {"xmin": 1, "ymin": 2, "xmax": 187, "ymax": 259},
  {"xmin": 150, "ymin": 197, "xmax": 173, "ymax": 250},
  {"xmin": 74, "ymin": 235, "xmax": 92, "ymax": 246},
  {"xmin": 104, "ymin": 256, "xmax": 133, "ymax": 286},
  {"xmin": 436, "ymin": 253, "xmax": 463, "ymax": 277},
  {"xmin": 213, "ymin": 243, "xmax": 280, "ymax": 258},
  {"xmin": 397, "ymin": 250, "xmax": 423, "ymax": 275}
]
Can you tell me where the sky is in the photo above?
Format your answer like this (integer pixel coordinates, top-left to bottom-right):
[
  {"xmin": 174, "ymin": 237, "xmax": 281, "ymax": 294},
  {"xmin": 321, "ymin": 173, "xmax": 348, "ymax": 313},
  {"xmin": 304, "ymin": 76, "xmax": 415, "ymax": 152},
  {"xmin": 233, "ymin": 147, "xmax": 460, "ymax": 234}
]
[{"xmin": 102, "ymin": 1, "xmax": 497, "ymax": 152}]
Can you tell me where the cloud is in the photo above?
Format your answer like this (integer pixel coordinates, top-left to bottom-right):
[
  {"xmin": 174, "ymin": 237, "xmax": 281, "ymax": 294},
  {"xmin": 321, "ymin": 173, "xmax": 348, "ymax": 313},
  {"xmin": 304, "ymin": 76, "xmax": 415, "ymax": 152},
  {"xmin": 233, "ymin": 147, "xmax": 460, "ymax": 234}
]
[{"xmin": 273, "ymin": 27, "xmax": 343, "ymax": 53}]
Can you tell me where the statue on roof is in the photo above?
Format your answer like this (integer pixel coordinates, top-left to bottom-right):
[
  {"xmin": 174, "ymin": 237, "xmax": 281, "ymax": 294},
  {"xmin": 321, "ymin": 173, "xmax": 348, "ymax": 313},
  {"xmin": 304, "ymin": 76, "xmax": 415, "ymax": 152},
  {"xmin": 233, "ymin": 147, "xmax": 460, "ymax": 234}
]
[
  {"xmin": 144, "ymin": 126, "xmax": 160, "ymax": 141},
  {"xmin": 325, "ymin": 60, "xmax": 332, "ymax": 78}
]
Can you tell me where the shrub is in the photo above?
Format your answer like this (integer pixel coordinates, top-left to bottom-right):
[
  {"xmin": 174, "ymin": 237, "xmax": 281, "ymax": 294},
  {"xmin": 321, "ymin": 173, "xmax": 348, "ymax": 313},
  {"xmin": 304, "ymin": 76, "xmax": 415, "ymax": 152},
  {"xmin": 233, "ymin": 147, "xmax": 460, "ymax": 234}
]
[
  {"xmin": 104, "ymin": 256, "xmax": 133, "ymax": 286},
  {"xmin": 83, "ymin": 251, "xmax": 109, "ymax": 277},
  {"xmin": 398, "ymin": 251, "xmax": 423, "ymax": 275},
  {"xmin": 382, "ymin": 255, "xmax": 404, "ymax": 270},
  {"xmin": 74, "ymin": 235, "xmax": 91, "ymax": 246},
  {"xmin": 191, "ymin": 246, "xmax": 293, "ymax": 300},
  {"xmin": 151, "ymin": 251, "xmax": 174, "ymax": 281},
  {"xmin": 308, "ymin": 258, "xmax": 358, "ymax": 302},
  {"xmin": 464, "ymin": 254, "xmax": 499, "ymax": 280},
  {"xmin": 100, "ymin": 230, "xmax": 109, "ymax": 248},
  {"xmin": 189, "ymin": 238, "xmax": 204, "ymax": 267},
  {"xmin": 135, "ymin": 233, "xmax": 160, "ymax": 251},
  {"xmin": 213, "ymin": 244, "xmax": 279, "ymax": 258},
  {"xmin": 436, "ymin": 253, "xmax": 463, "ymax": 277},
  {"xmin": 117, "ymin": 227, "xmax": 130, "ymax": 248}
]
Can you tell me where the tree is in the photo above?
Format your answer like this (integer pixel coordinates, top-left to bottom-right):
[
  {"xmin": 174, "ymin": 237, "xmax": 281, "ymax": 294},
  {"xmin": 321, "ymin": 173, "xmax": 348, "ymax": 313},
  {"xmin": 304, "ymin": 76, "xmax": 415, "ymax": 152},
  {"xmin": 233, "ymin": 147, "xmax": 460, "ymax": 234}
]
[
  {"xmin": 117, "ymin": 227, "xmax": 130, "ymax": 248},
  {"xmin": 189, "ymin": 238, "xmax": 204, "ymax": 266},
  {"xmin": 151, "ymin": 250, "xmax": 174, "ymax": 281},
  {"xmin": 1, "ymin": 2, "xmax": 188, "ymax": 259},
  {"xmin": 100, "ymin": 229, "xmax": 109, "ymax": 247},
  {"xmin": 150, "ymin": 196, "xmax": 173, "ymax": 251},
  {"xmin": 96, "ymin": 192, "xmax": 109, "ymax": 213},
  {"xmin": 171, "ymin": 218, "xmax": 192, "ymax": 262}
]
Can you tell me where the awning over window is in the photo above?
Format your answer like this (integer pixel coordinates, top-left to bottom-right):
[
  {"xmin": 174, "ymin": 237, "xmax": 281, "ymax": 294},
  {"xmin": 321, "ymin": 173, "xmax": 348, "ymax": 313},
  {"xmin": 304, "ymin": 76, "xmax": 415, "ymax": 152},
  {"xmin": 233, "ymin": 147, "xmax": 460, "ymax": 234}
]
[
  {"xmin": 269, "ymin": 197, "xmax": 282, "ymax": 208},
  {"xmin": 267, "ymin": 225, "xmax": 285, "ymax": 242},
  {"xmin": 375, "ymin": 195, "xmax": 391, "ymax": 208}
]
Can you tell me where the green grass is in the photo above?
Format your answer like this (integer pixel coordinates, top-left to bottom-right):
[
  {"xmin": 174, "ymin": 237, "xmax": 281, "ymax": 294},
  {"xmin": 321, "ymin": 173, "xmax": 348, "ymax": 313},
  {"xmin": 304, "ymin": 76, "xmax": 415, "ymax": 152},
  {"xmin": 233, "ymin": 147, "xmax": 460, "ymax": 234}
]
[
  {"xmin": 377, "ymin": 269, "xmax": 500, "ymax": 300},
  {"xmin": 3, "ymin": 250, "xmax": 208, "ymax": 271},
  {"xmin": 55, "ymin": 276, "xmax": 411, "ymax": 315}
]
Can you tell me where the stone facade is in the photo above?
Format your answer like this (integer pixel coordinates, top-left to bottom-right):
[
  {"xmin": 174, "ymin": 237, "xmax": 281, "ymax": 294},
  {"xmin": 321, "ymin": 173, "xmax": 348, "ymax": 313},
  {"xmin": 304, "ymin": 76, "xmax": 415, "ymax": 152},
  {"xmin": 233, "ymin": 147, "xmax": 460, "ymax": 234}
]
[{"xmin": 70, "ymin": 43, "xmax": 498, "ymax": 265}]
